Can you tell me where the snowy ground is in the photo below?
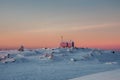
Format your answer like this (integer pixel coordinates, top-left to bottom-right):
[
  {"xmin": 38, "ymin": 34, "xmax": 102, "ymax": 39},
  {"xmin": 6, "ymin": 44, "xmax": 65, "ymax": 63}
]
[
  {"xmin": 70, "ymin": 69, "xmax": 120, "ymax": 80},
  {"xmin": 0, "ymin": 48, "xmax": 120, "ymax": 80}
]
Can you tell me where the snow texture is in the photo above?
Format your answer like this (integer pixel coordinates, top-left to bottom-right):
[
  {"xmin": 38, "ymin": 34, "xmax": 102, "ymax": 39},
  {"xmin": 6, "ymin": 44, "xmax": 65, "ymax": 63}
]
[
  {"xmin": 70, "ymin": 69, "xmax": 120, "ymax": 80},
  {"xmin": 0, "ymin": 48, "xmax": 120, "ymax": 80}
]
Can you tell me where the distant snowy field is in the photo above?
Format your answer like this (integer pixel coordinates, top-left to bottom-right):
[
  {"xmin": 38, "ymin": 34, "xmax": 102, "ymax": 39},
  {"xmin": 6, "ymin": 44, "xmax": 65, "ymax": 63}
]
[{"xmin": 0, "ymin": 48, "xmax": 120, "ymax": 80}]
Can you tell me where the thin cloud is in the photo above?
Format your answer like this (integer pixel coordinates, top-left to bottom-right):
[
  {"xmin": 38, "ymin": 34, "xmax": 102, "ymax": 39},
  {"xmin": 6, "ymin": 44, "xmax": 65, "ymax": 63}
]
[{"xmin": 71, "ymin": 22, "xmax": 120, "ymax": 32}]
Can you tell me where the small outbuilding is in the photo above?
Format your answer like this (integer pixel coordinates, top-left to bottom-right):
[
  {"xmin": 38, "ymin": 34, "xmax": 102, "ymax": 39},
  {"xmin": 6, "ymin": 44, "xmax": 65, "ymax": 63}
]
[{"xmin": 60, "ymin": 36, "xmax": 75, "ymax": 48}]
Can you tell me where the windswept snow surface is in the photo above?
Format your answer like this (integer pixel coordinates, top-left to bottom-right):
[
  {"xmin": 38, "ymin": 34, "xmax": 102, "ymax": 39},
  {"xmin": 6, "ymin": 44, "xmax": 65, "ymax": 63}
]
[
  {"xmin": 70, "ymin": 69, "xmax": 120, "ymax": 80},
  {"xmin": 0, "ymin": 48, "xmax": 120, "ymax": 80}
]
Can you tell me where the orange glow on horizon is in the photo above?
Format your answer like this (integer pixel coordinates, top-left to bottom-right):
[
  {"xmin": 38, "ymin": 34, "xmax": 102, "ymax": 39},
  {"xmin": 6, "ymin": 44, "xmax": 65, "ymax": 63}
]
[
  {"xmin": 0, "ymin": 22, "xmax": 120, "ymax": 50},
  {"xmin": 0, "ymin": 32, "xmax": 120, "ymax": 50}
]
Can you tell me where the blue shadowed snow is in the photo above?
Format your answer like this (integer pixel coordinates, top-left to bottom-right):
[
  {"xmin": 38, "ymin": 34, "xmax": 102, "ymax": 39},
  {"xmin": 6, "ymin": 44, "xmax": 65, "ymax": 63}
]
[{"xmin": 0, "ymin": 48, "xmax": 120, "ymax": 80}]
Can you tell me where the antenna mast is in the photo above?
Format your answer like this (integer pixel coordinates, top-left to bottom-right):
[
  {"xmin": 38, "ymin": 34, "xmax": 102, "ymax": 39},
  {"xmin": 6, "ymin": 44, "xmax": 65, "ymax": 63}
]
[{"xmin": 61, "ymin": 36, "xmax": 63, "ymax": 42}]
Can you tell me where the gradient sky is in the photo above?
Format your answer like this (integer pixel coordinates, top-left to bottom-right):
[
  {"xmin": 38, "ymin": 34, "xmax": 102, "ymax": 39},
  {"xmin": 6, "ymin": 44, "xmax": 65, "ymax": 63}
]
[{"xmin": 0, "ymin": 0, "xmax": 120, "ymax": 50}]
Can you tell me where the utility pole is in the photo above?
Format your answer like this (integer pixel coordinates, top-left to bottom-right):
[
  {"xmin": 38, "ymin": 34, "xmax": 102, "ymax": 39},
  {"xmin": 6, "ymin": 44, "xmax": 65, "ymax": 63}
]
[{"xmin": 61, "ymin": 36, "xmax": 63, "ymax": 42}]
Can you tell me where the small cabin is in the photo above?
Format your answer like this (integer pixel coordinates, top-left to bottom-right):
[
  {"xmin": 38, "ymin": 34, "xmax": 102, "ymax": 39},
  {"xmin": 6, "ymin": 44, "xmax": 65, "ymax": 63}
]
[
  {"xmin": 60, "ymin": 42, "xmax": 68, "ymax": 48},
  {"xmin": 68, "ymin": 41, "xmax": 74, "ymax": 48},
  {"xmin": 60, "ymin": 40, "xmax": 74, "ymax": 48},
  {"xmin": 59, "ymin": 36, "xmax": 75, "ymax": 48}
]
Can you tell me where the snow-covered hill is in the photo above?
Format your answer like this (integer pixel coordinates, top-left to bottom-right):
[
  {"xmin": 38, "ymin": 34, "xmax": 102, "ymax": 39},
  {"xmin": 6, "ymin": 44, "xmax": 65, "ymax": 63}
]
[{"xmin": 0, "ymin": 48, "xmax": 120, "ymax": 80}]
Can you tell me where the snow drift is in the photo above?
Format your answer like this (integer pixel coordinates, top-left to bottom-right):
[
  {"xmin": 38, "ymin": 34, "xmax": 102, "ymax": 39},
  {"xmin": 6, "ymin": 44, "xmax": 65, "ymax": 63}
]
[
  {"xmin": 70, "ymin": 69, "xmax": 120, "ymax": 80},
  {"xmin": 0, "ymin": 48, "xmax": 120, "ymax": 80}
]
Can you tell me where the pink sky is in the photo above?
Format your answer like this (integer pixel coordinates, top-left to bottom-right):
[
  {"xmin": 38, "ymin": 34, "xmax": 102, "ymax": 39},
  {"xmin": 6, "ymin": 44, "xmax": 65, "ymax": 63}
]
[{"xmin": 0, "ymin": 0, "xmax": 120, "ymax": 50}]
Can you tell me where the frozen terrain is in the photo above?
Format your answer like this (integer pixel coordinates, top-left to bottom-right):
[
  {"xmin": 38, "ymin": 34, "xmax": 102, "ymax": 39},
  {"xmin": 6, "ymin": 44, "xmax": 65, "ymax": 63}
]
[
  {"xmin": 0, "ymin": 48, "xmax": 120, "ymax": 80},
  {"xmin": 70, "ymin": 69, "xmax": 120, "ymax": 80}
]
